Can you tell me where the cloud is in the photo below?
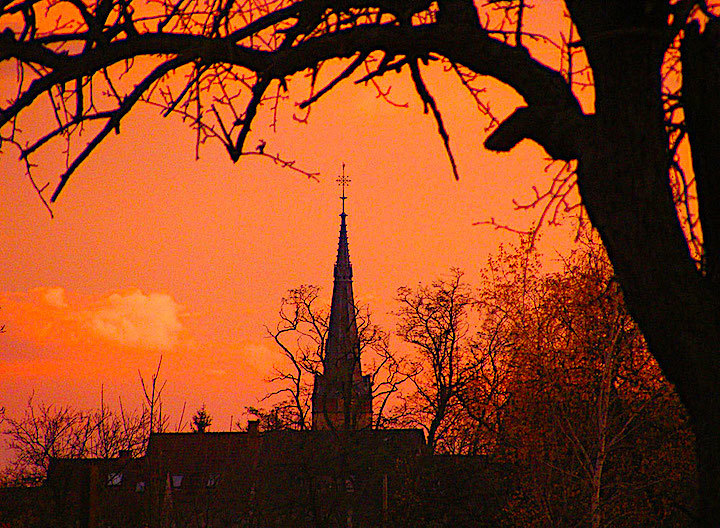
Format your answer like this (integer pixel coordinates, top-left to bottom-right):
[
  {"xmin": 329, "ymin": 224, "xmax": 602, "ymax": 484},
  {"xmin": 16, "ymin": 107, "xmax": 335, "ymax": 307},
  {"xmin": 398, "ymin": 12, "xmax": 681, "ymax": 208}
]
[
  {"xmin": 84, "ymin": 290, "xmax": 184, "ymax": 350},
  {"xmin": 1, "ymin": 287, "xmax": 186, "ymax": 352},
  {"xmin": 42, "ymin": 287, "xmax": 68, "ymax": 309}
]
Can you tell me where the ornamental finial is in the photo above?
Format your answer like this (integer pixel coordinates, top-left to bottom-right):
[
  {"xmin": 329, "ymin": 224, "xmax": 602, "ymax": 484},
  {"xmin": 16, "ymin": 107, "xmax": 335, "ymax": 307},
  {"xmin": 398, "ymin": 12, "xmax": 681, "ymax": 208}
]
[{"xmin": 336, "ymin": 162, "xmax": 350, "ymax": 215}]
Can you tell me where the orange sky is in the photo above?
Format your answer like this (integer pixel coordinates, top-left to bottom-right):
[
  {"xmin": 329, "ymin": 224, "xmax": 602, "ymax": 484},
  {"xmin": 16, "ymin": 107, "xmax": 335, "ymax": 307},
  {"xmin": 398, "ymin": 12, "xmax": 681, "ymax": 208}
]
[{"xmin": 0, "ymin": 2, "xmax": 578, "ymax": 455}]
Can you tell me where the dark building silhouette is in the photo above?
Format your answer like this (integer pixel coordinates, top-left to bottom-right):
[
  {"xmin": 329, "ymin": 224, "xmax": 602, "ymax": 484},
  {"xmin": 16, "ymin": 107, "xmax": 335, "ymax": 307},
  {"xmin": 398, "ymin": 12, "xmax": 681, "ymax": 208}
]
[
  {"xmin": 1, "ymin": 428, "xmax": 424, "ymax": 528},
  {"xmin": 312, "ymin": 207, "xmax": 373, "ymax": 431},
  {"xmin": 1, "ymin": 432, "xmax": 508, "ymax": 528}
]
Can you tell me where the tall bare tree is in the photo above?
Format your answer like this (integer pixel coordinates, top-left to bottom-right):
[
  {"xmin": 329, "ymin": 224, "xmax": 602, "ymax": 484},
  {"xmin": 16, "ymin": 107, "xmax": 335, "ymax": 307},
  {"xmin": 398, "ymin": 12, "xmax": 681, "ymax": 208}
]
[
  {"xmin": 392, "ymin": 268, "xmax": 510, "ymax": 456},
  {"xmin": 264, "ymin": 285, "xmax": 326, "ymax": 430},
  {"xmin": 394, "ymin": 269, "xmax": 476, "ymax": 453},
  {"xmin": 260, "ymin": 284, "xmax": 405, "ymax": 430},
  {"xmin": 4, "ymin": 0, "xmax": 720, "ymax": 520}
]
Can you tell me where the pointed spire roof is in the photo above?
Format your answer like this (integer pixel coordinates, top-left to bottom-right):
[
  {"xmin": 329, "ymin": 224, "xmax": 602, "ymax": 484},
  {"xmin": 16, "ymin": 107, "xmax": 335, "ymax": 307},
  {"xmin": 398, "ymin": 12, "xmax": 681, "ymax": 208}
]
[
  {"xmin": 324, "ymin": 167, "xmax": 360, "ymax": 381},
  {"xmin": 334, "ymin": 212, "xmax": 352, "ymax": 281},
  {"xmin": 312, "ymin": 166, "xmax": 373, "ymax": 430}
]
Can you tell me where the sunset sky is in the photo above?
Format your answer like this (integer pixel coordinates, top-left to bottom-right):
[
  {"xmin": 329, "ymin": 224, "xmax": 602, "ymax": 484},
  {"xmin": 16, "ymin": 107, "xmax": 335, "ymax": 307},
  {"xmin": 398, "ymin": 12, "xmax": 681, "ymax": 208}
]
[{"xmin": 1, "ymin": 2, "xmax": 578, "ymax": 456}]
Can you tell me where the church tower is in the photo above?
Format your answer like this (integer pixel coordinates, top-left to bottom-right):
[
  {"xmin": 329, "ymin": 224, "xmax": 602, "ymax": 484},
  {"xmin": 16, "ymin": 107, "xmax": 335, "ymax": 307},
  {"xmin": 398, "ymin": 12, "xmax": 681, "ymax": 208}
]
[{"xmin": 311, "ymin": 169, "xmax": 373, "ymax": 431}]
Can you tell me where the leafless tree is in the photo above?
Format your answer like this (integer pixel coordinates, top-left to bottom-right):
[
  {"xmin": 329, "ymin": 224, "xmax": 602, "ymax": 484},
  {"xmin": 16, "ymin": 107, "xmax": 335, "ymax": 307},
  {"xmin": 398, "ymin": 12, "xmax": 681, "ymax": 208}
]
[
  {"xmin": 260, "ymin": 284, "xmax": 405, "ymax": 431},
  {"xmin": 264, "ymin": 285, "xmax": 326, "ymax": 430},
  {"xmin": 394, "ymin": 268, "xmax": 501, "ymax": 454},
  {"xmin": 138, "ymin": 355, "xmax": 169, "ymax": 437},
  {"xmin": 1, "ymin": 394, "xmax": 147, "ymax": 485},
  {"xmin": 1, "ymin": 359, "xmax": 169, "ymax": 484}
]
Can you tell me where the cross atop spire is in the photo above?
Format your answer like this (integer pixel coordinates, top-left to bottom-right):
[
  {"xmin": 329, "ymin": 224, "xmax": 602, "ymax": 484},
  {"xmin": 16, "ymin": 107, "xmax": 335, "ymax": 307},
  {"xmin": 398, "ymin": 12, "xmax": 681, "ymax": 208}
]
[{"xmin": 336, "ymin": 162, "xmax": 351, "ymax": 215}]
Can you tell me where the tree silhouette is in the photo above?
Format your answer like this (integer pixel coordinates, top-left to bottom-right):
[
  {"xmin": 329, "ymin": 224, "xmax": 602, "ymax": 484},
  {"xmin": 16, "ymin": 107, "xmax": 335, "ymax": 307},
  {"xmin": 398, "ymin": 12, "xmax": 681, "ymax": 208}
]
[
  {"xmin": 2, "ymin": 394, "xmax": 153, "ymax": 485},
  {"xmin": 483, "ymin": 239, "xmax": 695, "ymax": 527},
  {"xmin": 260, "ymin": 284, "xmax": 405, "ymax": 431},
  {"xmin": 394, "ymin": 269, "xmax": 482, "ymax": 454},
  {"xmin": 3, "ymin": 0, "xmax": 720, "ymax": 522},
  {"xmin": 1, "ymin": 360, "xmax": 169, "ymax": 485},
  {"xmin": 191, "ymin": 404, "xmax": 213, "ymax": 432}
]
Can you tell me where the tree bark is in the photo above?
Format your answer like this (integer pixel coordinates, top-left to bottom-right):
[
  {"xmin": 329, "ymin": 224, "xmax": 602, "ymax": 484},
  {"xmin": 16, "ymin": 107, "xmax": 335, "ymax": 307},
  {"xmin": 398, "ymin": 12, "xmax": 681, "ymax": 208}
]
[
  {"xmin": 680, "ymin": 20, "xmax": 720, "ymax": 525},
  {"xmin": 683, "ymin": 20, "xmax": 720, "ymax": 290}
]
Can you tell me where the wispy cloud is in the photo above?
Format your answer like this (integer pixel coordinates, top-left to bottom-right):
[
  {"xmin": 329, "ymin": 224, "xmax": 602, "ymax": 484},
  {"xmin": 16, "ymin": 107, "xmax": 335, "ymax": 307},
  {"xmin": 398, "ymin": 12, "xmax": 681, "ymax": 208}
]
[
  {"xmin": 1, "ymin": 287, "xmax": 186, "ymax": 352},
  {"xmin": 42, "ymin": 287, "xmax": 68, "ymax": 309},
  {"xmin": 83, "ymin": 290, "xmax": 184, "ymax": 350}
]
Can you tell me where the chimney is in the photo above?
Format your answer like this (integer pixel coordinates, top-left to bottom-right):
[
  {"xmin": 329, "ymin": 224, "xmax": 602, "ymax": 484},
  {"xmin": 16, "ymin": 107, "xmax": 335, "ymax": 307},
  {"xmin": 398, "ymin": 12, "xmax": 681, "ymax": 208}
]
[{"xmin": 247, "ymin": 420, "xmax": 260, "ymax": 435}]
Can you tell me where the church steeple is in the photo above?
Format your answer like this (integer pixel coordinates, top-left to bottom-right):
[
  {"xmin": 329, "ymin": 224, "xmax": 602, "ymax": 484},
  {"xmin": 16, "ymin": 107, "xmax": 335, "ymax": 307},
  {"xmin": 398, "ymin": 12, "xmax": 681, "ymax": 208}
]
[
  {"xmin": 332, "ymin": 166, "xmax": 353, "ymax": 283},
  {"xmin": 334, "ymin": 211, "xmax": 352, "ymax": 281},
  {"xmin": 311, "ymin": 166, "xmax": 373, "ymax": 431}
]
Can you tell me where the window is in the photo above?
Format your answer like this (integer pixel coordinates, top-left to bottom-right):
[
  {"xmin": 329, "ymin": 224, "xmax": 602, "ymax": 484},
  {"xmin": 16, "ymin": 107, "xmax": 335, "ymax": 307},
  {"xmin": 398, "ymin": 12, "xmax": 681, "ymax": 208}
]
[
  {"xmin": 135, "ymin": 481, "xmax": 146, "ymax": 493},
  {"xmin": 171, "ymin": 475, "xmax": 183, "ymax": 488},
  {"xmin": 206, "ymin": 474, "xmax": 219, "ymax": 488},
  {"xmin": 107, "ymin": 472, "xmax": 123, "ymax": 487}
]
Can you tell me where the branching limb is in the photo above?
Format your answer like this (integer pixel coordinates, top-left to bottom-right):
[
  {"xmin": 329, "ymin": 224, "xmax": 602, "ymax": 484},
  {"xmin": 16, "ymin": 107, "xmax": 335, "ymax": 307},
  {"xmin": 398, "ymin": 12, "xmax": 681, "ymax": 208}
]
[
  {"xmin": 485, "ymin": 106, "xmax": 586, "ymax": 161},
  {"xmin": 1, "ymin": 0, "xmax": 585, "ymax": 204},
  {"xmin": 409, "ymin": 58, "xmax": 458, "ymax": 179},
  {"xmin": 51, "ymin": 55, "xmax": 190, "ymax": 201},
  {"xmin": 298, "ymin": 51, "xmax": 368, "ymax": 108}
]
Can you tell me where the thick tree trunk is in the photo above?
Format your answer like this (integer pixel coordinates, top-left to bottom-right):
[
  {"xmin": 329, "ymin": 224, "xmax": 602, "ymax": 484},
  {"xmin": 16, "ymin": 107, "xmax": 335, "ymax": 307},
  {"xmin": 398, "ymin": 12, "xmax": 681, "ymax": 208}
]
[
  {"xmin": 566, "ymin": 4, "xmax": 720, "ymax": 524},
  {"xmin": 680, "ymin": 19, "xmax": 720, "ymax": 526},
  {"xmin": 694, "ymin": 410, "xmax": 720, "ymax": 523},
  {"xmin": 682, "ymin": 20, "xmax": 720, "ymax": 288}
]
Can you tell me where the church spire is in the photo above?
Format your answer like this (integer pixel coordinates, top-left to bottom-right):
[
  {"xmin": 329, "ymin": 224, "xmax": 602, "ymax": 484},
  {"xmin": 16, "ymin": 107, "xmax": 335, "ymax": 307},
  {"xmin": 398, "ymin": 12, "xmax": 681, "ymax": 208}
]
[
  {"xmin": 311, "ymin": 165, "xmax": 373, "ymax": 430},
  {"xmin": 334, "ymin": 164, "xmax": 352, "ymax": 282},
  {"xmin": 325, "ymin": 166, "xmax": 358, "ymax": 380}
]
